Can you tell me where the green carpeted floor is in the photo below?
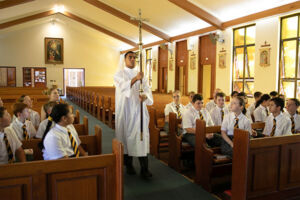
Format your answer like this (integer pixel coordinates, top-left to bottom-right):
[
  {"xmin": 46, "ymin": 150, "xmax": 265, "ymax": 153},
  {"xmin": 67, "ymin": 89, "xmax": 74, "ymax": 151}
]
[{"xmin": 66, "ymin": 99, "xmax": 217, "ymax": 200}]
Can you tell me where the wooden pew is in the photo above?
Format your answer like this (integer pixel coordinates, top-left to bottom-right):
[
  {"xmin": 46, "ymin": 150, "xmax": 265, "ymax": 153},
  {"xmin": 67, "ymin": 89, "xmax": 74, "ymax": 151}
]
[
  {"xmin": 0, "ymin": 87, "xmax": 46, "ymax": 96},
  {"xmin": 194, "ymin": 120, "xmax": 232, "ymax": 192},
  {"xmin": 232, "ymin": 130, "xmax": 300, "ymax": 200},
  {"xmin": 73, "ymin": 109, "xmax": 80, "ymax": 124},
  {"xmin": 0, "ymin": 138, "xmax": 123, "ymax": 200},
  {"xmin": 168, "ymin": 112, "xmax": 193, "ymax": 172},
  {"xmin": 108, "ymin": 96, "xmax": 115, "ymax": 129},
  {"xmin": 73, "ymin": 116, "xmax": 89, "ymax": 136}
]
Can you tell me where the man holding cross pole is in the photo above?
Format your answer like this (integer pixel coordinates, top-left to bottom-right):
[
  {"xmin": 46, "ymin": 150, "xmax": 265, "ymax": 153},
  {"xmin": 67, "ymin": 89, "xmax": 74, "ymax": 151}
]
[{"xmin": 114, "ymin": 51, "xmax": 153, "ymax": 179}]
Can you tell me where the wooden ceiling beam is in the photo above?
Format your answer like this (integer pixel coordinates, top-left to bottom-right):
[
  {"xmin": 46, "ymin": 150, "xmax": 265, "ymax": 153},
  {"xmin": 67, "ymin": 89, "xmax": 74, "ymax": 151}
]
[
  {"xmin": 62, "ymin": 11, "xmax": 137, "ymax": 47},
  {"xmin": 168, "ymin": 0, "xmax": 223, "ymax": 30},
  {"xmin": 0, "ymin": 0, "xmax": 34, "ymax": 9},
  {"xmin": 84, "ymin": 0, "xmax": 171, "ymax": 41}
]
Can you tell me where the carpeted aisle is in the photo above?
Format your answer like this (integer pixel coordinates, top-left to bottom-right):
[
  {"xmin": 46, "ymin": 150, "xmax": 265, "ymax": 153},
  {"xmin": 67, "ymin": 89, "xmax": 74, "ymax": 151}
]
[{"xmin": 66, "ymin": 99, "xmax": 218, "ymax": 200}]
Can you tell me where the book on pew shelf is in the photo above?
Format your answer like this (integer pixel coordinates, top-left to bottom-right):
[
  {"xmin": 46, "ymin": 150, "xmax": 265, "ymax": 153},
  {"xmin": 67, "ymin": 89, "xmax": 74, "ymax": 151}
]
[{"xmin": 213, "ymin": 154, "xmax": 228, "ymax": 160}]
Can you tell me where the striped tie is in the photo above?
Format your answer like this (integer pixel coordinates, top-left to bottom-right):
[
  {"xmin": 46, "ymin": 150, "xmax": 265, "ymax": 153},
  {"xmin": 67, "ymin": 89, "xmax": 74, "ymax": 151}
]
[
  {"xmin": 270, "ymin": 119, "xmax": 276, "ymax": 136},
  {"xmin": 67, "ymin": 129, "xmax": 80, "ymax": 157},
  {"xmin": 3, "ymin": 133, "xmax": 14, "ymax": 163},
  {"xmin": 22, "ymin": 124, "xmax": 29, "ymax": 140},
  {"xmin": 265, "ymin": 108, "xmax": 269, "ymax": 116},
  {"xmin": 291, "ymin": 116, "xmax": 296, "ymax": 134},
  {"xmin": 176, "ymin": 105, "xmax": 182, "ymax": 119},
  {"xmin": 199, "ymin": 112, "xmax": 204, "ymax": 120},
  {"xmin": 221, "ymin": 109, "xmax": 224, "ymax": 122},
  {"xmin": 234, "ymin": 117, "xmax": 239, "ymax": 128}
]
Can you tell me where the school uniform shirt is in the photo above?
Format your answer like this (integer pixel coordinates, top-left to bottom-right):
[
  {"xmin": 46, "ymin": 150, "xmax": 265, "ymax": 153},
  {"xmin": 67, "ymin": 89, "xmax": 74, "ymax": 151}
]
[
  {"xmin": 9, "ymin": 118, "xmax": 36, "ymax": 141},
  {"xmin": 283, "ymin": 112, "xmax": 300, "ymax": 133},
  {"xmin": 210, "ymin": 106, "xmax": 229, "ymax": 126},
  {"xmin": 245, "ymin": 109, "xmax": 253, "ymax": 123},
  {"xmin": 248, "ymin": 102, "xmax": 256, "ymax": 115},
  {"xmin": 182, "ymin": 106, "xmax": 214, "ymax": 135},
  {"xmin": 36, "ymin": 119, "xmax": 56, "ymax": 139},
  {"xmin": 205, "ymin": 100, "xmax": 216, "ymax": 113},
  {"xmin": 221, "ymin": 112, "xmax": 252, "ymax": 136},
  {"xmin": 43, "ymin": 124, "xmax": 81, "ymax": 160},
  {"xmin": 263, "ymin": 112, "xmax": 292, "ymax": 136},
  {"xmin": 164, "ymin": 102, "xmax": 185, "ymax": 120},
  {"xmin": 0, "ymin": 128, "xmax": 22, "ymax": 164},
  {"xmin": 253, "ymin": 105, "xmax": 269, "ymax": 122},
  {"xmin": 185, "ymin": 102, "xmax": 193, "ymax": 110},
  {"xmin": 28, "ymin": 109, "xmax": 41, "ymax": 128}
]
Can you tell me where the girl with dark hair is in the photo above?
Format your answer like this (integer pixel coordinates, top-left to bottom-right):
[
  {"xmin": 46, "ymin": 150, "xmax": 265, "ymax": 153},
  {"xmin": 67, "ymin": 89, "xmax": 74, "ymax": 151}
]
[
  {"xmin": 253, "ymin": 94, "xmax": 271, "ymax": 122},
  {"xmin": 220, "ymin": 97, "xmax": 252, "ymax": 157},
  {"xmin": 40, "ymin": 103, "xmax": 86, "ymax": 160}
]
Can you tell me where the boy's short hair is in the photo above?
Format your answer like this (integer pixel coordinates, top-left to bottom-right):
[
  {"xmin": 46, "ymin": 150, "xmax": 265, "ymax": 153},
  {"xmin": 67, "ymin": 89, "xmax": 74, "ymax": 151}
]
[
  {"xmin": 0, "ymin": 107, "xmax": 6, "ymax": 118},
  {"xmin": 269, "ymin": 91, "xmax": 278, "ymax": 97},
  {"xmin": 216, "ymin": 92, "xmax": 225, "ymax": 98},
  {"xmin": 289, "ymin": 98, "xmax": 300, "ymax": 107},
  {"xmin": 270, "ymin": 97, "xmax": 284, "ymax": 111},
  {"xmin": 13, "ymin": 103, "xmax": 28, "ymax": 117},
  {"xmin": 124, "ymin": 51, "xmax": 135, "ymax": 59},
  {"xmin": 231, "ymin": 91, "xmax": 239, "ymax": 97},
  {"xmin": 192, "ymin": 94, "xmax": 203, "ymax": 103},
  {"xmin": 237, "ymin": 92, "xmax": 247, "ymax": 97},
  {"xmin": 17, "ymin": 94, "xmax": 27, "ymax": 103},
  {"xmin": 254, "ymin": 91, "xmax": 262, "ymax": 98}
]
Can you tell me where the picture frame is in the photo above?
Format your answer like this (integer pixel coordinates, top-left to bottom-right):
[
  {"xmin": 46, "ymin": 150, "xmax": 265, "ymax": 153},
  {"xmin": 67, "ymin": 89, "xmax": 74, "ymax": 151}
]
[
  {"xmin": 218, "ymin": 52, "xmax": 226, "ymax": 69},
  {"xmin": 259, "ymin": 48, "xmax": 271, "ymax": 67},
  {"xmin": 45, "ymin": 37, "xmax": 64, "ymax": 64},
  {"xmin": 190, "ymin": 53, "xmax": 196, "ymax": 70}
]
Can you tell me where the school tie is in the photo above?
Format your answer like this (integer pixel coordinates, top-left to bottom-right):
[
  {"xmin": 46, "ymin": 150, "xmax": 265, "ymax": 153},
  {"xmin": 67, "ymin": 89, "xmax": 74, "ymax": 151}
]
[
  {"xmin": 199, "ymin": 111, "xmax": 204, "ymax": 120},
  {"xmin": 270, "ymin": 119, "xmax": 276, "ymax": 136},
  {"xmin": 67, "ymin": 129, "xmax": 80, "ymax": 158},
  {"xmin": 22, "ymin": 124, "xmax": 29, "ymax": 140},
  {"xmin": 265, "ymin": 108, "xmax": 269, "ymax": 116},
  {"xmin": 291, "ymin": 116, "xmax": 296, "ymax": 134},
  {"xmin": 221, "ymin": 109, "xmax": 224, "ymax": 122},
  {"xmin": 3, "ymin": 133, "xmax": 14, "ymax": 163},
  {"xmin": 176, "ymin": 105, "xmax": 182, "ymax": 119},
  {"xmin": 234, "ymin": 117, "xmax": 239, "ymax": 128}
]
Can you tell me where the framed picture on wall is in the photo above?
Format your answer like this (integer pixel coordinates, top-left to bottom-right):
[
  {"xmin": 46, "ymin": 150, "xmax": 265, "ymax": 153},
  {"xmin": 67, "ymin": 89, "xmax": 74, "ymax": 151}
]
[
  {"xmin": 218, "ymin": 52, "xmax": 226, "ymax": 69},
  {"xmin": 45, "ymin": 37, "xmax": 64, "ymax": 64},
  {"xmin": 259, "ymin": 48, "xmax": 271, "ymax": 67}
]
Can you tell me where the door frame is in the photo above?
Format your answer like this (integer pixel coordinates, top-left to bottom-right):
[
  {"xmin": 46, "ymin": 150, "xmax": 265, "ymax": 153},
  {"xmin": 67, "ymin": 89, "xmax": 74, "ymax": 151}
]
[
  {"xmin": 63, "ymin": 68, "xmax": 85, "ymax": 96},
  {"xmin": 175, "ymin": 40, "xmax": 188, "ymax": 95},
  {"xmin": 158, "ymin": 46, "xmax": 168, "ymax": 93},
  {"xmin": 0, "ymin": 66, "xmax": 16, "ymax": 87}
]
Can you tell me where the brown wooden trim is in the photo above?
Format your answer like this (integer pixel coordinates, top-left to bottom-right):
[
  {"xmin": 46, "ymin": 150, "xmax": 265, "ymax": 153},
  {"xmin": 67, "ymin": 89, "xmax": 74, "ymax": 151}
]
[
  {"xmin": 168, "ymin": 0, "xmax": 223, "ymax": 30},
  {"xmin": 0, "ymin": 0, "xmax": 34, "ymax": 9},
  {"xmin": 0, "ymin": 10, "xmax": 55, "ymax": 30},
  {"xmin": 120, "ymin": 40, "xmax": 166, "ymax": 54},
  {"xmin": 84, "ymin": 0, "xmax": 171, "ymax": 41},
  {"xmin": 120, "ymin": 1, "xmax": 300, "ymax": 53},
  {"xmin": 62, "ymin": 11, "xmax": 137, "ymax": 47}
]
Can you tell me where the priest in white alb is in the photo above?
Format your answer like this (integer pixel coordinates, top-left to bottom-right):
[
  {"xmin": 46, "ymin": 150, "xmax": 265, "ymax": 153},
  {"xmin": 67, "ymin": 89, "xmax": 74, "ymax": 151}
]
[{"xmin": 114, "ymin": 51, "xmax": 153, "ymax": 179}]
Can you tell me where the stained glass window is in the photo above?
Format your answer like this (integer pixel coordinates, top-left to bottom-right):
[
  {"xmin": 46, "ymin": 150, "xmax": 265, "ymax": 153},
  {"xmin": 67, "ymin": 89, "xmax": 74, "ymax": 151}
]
[
  {"xmin": 279, "ymin": 14, "xmax": 300, "ymax": 98},
  {"xmin": 232, "ymin": 25, "xmax": 256, "ymax": 96}
]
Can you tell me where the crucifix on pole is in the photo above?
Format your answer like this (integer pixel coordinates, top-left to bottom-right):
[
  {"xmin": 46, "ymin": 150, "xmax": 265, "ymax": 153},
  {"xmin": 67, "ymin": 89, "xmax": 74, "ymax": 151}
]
[{"xmin": 131, "ymin": 9, "xmax": 149, "ymax": 141}]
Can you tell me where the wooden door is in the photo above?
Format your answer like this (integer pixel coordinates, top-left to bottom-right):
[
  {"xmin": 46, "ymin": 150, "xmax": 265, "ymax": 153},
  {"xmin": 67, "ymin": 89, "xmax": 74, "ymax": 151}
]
[
  {"xmin": 158, "ymin": 45, "xmax": 168, "ymax": 93},
  {"xmin": 175, "ymin": 40, "xmax": 188, "ymax": 95},
  {"xmin": 198, "ymin": 35, "xmax": 216, "ymax": 98},
  {"xmin": 7, "ymin": 67, "xmax": 16, "ymax": 87}
]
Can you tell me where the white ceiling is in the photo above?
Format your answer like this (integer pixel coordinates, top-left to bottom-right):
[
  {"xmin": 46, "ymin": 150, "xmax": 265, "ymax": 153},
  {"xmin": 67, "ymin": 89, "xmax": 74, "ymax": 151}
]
[{"xmin": 0, "ymin": 0, "xmax": 299, "ymax": 48}]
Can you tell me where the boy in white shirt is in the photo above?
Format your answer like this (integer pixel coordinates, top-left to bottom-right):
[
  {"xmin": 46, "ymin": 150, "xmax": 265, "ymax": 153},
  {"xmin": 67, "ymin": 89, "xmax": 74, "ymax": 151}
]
[
  {"xmin": 248, "ymin": 91, "xmax": 262, "ymax": 116},
  {"xmin": 253, "ymin": 94, "xmax": 271, "ymax": 122},
  {"xmin": 0, "ymin": 107, "xmax": 26, "ymax": 164},
  {"xmin": 205, "ymin": 88, "xmax": 222, "ymax": 113},
  {"xmin": 164, "ymin": 90, "xmax": 185, "ymax": 132},
  {"xmin": 284, "ymin": 98, "xmax": 300, "ymax": 134},
  {"xmin": 18, "ymin": 95, "xmax": 40, "ymax": 129},
  {"xmin": 221, "ymin": 97, "xmax": 252, "ymax": 157},
  {"xmin": 9, "ymin": 103, "xmax": 36, "ymax": 141},
  {"xmin": 185, "ymin": 91, "xmax": 195, "ymax": 110},
  {"xmin": 36, "ymin": 101, "xmax": 57, "ymax": 139},
  {"xmin": 263, "ymin": 97, "xmax": 292, "ymax": 137},
  {"xmin": 210, "ymin": 92, "xmax": 229, "ymax": 126},
  {"xmin": 182, "ymin": 94, "xmax": 221, "ymax": 147}
]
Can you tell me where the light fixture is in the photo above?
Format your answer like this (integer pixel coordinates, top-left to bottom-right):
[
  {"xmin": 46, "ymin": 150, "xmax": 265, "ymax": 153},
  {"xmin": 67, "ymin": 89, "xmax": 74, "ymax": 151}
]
[{"xmin": 53, "ymin": 5, "xmax": 65, "ymax": 13}]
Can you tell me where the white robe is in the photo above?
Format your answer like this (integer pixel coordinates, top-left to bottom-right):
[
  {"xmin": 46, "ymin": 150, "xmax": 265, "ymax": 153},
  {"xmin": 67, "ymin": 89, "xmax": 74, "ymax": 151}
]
[{"xmin": 114, "ymin": 67, "xmax": 153, "ymax": 157}]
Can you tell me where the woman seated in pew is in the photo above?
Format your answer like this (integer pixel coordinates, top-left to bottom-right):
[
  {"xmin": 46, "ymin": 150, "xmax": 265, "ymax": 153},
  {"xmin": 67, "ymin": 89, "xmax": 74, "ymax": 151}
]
[
  {"xmin": 41, "ymin": 88, "xmax": 60, "ymax": 121},
  {"xmin": 221, "ymin": 97, "xmax": 253, "ymax": 158},
  {"xmin": 40, "ymin": 103, "xmax": 87, "ymax": 160},
  {"xmin": 253, "ymin": 94, "xmax": 271, "ymax": 122},
  {"xmin": 9, "ymin": 103, "xmax": 36, "ymax": 141},
  {"xmin": 263, "ymin": 97, "xmax": 292, "ymax": 137},
  {"xmin": 182, "ymin": 94, "xmax": 222, "ymax": 147},
  {"xmin": 210, "ymin": 92, "xmax": 229, "ymax": 126},
  {"xmin": 17, "ymin": 95, "xmax": 40, "ymax": 129},
  {"xmin": 164, "ymin": 90, "xmax": 185, "ymax": 132},
  {"xmin": 284, "ymin": 98, "xmax": 300, "ymax": 134},
  {"xmin": 0, "ymin": 107, "xmax": 26, "ymax": 164},
  {"xmin": 184, "ymin": 91, "xmax": 195, "ymax": 110},
  {"xmin": 36, "ymin": 101, "xmax": 58, "ymax": 139}
]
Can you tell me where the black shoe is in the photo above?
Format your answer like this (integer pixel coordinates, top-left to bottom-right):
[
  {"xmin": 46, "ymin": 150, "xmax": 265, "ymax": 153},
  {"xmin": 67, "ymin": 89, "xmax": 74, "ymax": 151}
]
[
  {"xmin": 140, "ymin": 169, "xmax": 152, "ymax": 179},
  {"xmin": 138, "ymin": 156, "xmax": 152, "ymax": 179},
  {"xmin": 124, "ymin": 154, "xmax": 136, "ymax": 175}
]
